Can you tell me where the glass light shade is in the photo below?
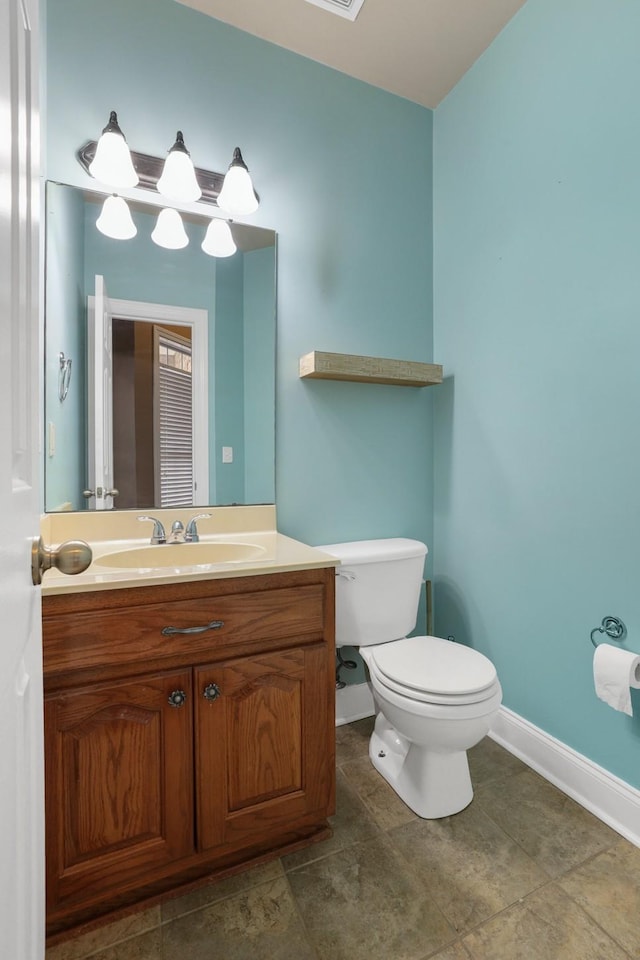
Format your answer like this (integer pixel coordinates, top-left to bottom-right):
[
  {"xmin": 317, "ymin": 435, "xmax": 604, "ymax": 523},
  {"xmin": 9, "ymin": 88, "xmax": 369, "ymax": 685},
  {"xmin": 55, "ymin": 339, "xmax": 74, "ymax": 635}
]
[
  {"xmin": 201, "ymin": 218, "xmax": 237, "ymax": 258},
  {"xmin": 88, "ymin": 112, "xmax": 138, "ymax": 188},
  {"xmin": 96, "ymin": 195, "xmax": 137, "ymax": 240},
  {"xmin": 157, "ymin": 132, "xmax": 202, "ymax": 203},
  {"xmin": 217, "ymin": 148, "xmax": 259, "ymax": 216},
  {"xmin": 151, "ymin": 208, "xmax": 189, "ymax": 249}
]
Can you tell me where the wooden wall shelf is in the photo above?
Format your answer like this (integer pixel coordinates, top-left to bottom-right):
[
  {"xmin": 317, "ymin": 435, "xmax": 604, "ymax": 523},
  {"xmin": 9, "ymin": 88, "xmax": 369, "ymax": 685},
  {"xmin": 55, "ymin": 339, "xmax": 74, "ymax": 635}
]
[{"xmin": 299, "ymin": 351, "xmax": 443, "ymax": 388}]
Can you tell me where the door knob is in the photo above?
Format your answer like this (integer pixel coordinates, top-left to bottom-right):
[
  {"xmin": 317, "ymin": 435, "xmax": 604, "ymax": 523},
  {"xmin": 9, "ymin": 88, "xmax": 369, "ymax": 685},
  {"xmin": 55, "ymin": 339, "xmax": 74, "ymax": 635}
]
[
  {"xmin": 83, "ymin": 488, "xmax": 119, "ymax": 499},
  {"xmin": 31, "ymin": 537, "xmax": 92, "ymax": 586}
]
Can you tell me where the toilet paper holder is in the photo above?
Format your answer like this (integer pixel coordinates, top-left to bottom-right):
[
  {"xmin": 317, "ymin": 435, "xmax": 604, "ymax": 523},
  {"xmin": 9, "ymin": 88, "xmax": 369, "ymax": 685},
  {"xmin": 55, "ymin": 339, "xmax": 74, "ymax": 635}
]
[{"xmin": 590, "ymin": 616, "xmax": 627, "ymax": 648}]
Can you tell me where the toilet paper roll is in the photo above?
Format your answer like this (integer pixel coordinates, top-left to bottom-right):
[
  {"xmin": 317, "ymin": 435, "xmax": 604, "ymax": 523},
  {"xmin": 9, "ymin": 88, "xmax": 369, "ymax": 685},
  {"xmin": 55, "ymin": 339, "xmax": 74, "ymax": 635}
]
[{"xmin": 593, "ymin": 644, "xmax": 640, "ymax": 716}]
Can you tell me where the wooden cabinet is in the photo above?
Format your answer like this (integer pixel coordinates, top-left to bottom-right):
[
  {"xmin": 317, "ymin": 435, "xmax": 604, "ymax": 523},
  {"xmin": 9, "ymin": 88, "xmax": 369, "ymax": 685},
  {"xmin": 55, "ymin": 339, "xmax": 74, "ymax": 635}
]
[
  {"xmin": 45, "ymin": 670, "xmax": 194, "ymax": 912},
  {"xmin": 195, "ymin": 644, "xmax": 330, "ymax": 854},
  {"xmin": 43, "ymin": 567, "xmax": 335, "ymax": 939}
]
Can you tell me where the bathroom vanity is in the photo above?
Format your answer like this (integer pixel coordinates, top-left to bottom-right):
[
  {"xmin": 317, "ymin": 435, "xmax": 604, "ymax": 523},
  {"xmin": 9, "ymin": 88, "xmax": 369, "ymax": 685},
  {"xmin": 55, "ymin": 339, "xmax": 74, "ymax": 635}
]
[{"xmin": 41, "ymin": 510, "xmax": 337, "ymax": 940}]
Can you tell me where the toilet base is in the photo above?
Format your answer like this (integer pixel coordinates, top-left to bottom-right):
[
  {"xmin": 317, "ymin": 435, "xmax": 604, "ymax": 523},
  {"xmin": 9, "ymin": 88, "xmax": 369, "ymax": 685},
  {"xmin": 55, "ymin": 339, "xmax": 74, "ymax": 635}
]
[{"xmin": 369, "ymin": 713, "xmax": 474, "ymax": 819}]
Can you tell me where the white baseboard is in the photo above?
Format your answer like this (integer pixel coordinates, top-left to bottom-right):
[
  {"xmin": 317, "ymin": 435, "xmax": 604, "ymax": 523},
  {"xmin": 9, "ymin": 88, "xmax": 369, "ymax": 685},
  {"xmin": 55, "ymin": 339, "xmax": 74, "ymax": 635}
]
[
  {"xmin": 490, "ymin": 706, "xmax": 640, "ymax": 848},
  {"xmin": 335, "ymin": 684, "xmax": 640, "ymax": 847}
]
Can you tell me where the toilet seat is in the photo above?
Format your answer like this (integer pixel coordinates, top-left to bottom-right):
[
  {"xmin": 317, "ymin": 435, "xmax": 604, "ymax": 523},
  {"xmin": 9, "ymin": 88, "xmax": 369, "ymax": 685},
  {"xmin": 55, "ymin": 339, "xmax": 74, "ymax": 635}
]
[{"xmin": 367, "ymin": 635, "xmax": 499, "ymax": 705}]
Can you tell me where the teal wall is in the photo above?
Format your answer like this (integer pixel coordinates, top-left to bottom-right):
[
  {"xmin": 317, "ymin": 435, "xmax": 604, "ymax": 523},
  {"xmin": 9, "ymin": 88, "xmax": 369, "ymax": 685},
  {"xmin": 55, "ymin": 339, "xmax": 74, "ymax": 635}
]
[
  {"xmin": 45, "ymin": 184, "xmax": 86, "ymax": 510},
  {"xmin": 214, "ymin": 255, "xmax": 245, "ymax": 504},
  {"xmin": 44, "ymin": 0, "xmax": 435, "ymax": 557},
  {"xmin": 433, "ymin": 0, "xmax": 640, "ymax": 787},
  {"xmin": 244, "ymin": 248, "xmax": 276, "ymax": 504}
]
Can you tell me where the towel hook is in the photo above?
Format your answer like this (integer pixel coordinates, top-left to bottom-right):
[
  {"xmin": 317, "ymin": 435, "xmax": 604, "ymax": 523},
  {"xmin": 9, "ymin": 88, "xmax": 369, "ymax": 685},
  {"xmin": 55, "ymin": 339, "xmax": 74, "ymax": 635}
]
[
  {"xmin": 590, "ymin": 616, "xmax": 627, "ymax": 648},
  {"xmin": 58, "ymin": 352, "xmax": 72, "ymax": 402}
]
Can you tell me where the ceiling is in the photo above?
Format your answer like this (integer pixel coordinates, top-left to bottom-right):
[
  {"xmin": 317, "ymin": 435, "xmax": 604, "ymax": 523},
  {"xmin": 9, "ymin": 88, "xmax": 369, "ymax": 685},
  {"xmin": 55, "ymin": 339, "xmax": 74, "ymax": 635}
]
[{"xmin": 175, "ymin": 0, "xmax": 527, "ymax": 109}]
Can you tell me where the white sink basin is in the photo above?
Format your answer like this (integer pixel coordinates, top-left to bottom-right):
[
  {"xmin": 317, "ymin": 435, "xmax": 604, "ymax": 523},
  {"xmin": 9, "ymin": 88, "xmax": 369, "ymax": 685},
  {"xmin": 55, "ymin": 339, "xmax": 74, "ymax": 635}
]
[{"xmin": 96, "ymin": 541, "xmax": 267, "ymax": 570}]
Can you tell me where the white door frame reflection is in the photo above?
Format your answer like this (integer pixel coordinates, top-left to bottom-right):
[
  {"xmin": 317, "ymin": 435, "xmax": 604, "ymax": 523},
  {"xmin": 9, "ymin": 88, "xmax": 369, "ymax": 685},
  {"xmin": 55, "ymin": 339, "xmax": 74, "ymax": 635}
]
[{"xmin": 87, "ymin": 278, "xmax": 209, "ymax": 510}]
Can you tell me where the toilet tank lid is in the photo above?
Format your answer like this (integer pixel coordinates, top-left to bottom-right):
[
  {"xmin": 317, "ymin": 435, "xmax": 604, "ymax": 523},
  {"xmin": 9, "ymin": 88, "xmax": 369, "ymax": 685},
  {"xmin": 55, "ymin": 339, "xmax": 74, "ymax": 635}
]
[{"xmin": 315, "ymin": 538, "xmax": 427, "ymax": 565}]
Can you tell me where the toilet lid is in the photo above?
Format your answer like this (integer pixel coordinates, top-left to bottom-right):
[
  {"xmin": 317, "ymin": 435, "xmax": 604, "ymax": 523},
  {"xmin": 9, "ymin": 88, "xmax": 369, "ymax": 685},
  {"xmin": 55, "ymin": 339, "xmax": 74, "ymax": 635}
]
[{"xmin": 369, "ymin": 635, "xmax": 497, "ymax": 698}]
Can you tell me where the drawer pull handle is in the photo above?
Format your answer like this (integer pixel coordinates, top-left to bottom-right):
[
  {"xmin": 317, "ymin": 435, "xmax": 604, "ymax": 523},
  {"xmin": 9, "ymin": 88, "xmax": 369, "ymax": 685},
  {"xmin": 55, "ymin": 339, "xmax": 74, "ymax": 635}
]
[
  {"xmin": 161, "ymin": 619, "xmax": 225, "ymax": 637},
  {"xmin": 168, "ymin": 689, "xmax": 187, "ymax": 708},
  {"xmin": 203, "ymin": 682, "xmax": 221, "ymax": 702}
]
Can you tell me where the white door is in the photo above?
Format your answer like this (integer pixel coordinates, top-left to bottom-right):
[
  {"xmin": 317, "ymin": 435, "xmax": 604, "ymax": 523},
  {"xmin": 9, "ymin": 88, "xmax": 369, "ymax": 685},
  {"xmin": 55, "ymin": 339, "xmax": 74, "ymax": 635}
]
[
  {"xmin": 87, "ymin": 275, "xmax": 116, "ymax": 510},
  {"xmin": 0, "ymin": 0, "xmax": 45, "ymax": 957}
]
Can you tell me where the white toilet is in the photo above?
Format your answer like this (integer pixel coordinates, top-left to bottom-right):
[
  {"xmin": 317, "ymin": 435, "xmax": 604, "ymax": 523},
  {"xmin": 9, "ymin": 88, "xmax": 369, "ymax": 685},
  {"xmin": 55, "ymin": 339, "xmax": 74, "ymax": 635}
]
[{"xmin": 320, "ymin": 538, "xmax": 502, "ymax": 819}]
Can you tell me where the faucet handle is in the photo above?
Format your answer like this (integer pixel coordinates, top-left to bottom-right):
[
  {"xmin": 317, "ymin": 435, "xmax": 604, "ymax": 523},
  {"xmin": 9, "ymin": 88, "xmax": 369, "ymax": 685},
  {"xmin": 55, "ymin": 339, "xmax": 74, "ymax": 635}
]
[
  {"xmin": 185, "ymin": 513, "xmax": 211, "ymax": 542},
  {"xmin": 138, "ymin": 515, "xmax": 167, "ymax": 544}
]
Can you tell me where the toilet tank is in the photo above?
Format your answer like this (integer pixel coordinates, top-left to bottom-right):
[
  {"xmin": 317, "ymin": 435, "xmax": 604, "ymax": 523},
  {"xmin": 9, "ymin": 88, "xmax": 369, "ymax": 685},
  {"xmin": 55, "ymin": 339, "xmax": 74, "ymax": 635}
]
[{"xmin": 317, "ymin": 539, "xmax": 427, "ymax": 647}]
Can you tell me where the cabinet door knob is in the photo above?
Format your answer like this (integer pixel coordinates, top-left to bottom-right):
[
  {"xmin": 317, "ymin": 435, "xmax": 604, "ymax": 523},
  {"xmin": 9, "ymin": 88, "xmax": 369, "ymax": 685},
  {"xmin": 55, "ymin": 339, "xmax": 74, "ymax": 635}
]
[
  {"xmin": 168, "ymin": 689, "xmax": 187, "ymax": 708},
  {"xmin": 203, "ymin": 683, "xmax": 221, "ymax": 702}
]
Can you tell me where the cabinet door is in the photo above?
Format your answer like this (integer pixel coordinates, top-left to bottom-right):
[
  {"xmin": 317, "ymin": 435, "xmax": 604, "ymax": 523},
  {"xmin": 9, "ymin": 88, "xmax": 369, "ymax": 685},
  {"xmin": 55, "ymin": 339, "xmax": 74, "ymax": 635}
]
[
  {"xmin": 196, "ymin": 644, "xmax": 332, "ymax": 853},
  {"xmin": 45, "ymin": 670, "xmax": 193, "ymax": 919}
]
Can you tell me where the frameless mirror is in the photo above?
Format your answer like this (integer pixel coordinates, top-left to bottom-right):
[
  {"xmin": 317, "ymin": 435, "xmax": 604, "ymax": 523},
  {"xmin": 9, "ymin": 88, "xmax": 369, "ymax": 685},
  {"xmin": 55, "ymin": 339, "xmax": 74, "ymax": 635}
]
[{"xmin": 44, "ymin": 181, "xmax": 276, "ymax": 512}]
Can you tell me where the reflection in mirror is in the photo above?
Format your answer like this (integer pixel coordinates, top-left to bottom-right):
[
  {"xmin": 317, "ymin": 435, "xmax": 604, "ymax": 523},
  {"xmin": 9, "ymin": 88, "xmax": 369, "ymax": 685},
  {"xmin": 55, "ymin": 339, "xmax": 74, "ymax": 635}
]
[{"xmin": 44, "ymin": 181, "xmax": 276, "ymax": 513}]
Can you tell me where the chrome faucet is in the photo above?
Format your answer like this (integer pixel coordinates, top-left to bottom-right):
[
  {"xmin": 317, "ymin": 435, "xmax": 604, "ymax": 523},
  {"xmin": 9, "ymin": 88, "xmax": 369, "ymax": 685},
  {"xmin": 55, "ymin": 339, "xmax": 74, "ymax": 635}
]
[
  {"xmin": 138, "ymin": 516, "xmax": 167, "ymax": 544},
  {"xmin": 138, "ymin": 513, "xmax": 211, "ymax": 544},
  {"xmin": 185, "ymin": 513, "xmax": 211, "ymax": 542},
  {"xmin": 167, "ymin": 520, "xmax": 185, "ymax": 543},
  {"xmin": 168, "ymin": 515, "xmax": 212, "ymax": 543}
]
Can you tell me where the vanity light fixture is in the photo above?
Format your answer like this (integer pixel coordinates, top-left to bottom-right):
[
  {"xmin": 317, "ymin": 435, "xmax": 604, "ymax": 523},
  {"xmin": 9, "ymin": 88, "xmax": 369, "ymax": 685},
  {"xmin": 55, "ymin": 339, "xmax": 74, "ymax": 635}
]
[
  {"xmin": 88, "ymin": 111, "xmax": 139, "ymax": 188},
  {"xmin": 79, "ymin": 115, "xmax": 260, "ymax": 242},
  {"xmin": 217, "ymin": 148, "xmax": 259, "ymax": 217},
  {"xmin": 151, "ymin": 207, "xmax": 189, "ymax": 249},
  {"xmin": 96, "ymin": 195, "xmax": 137, "ymax": 240},
  {"xmin": 201, "ymin": 218, "xmax": 237, "ymax": 258},
  {"xmin": 157, "ymin": 131, "xmax": 202, "ymax": 203}
]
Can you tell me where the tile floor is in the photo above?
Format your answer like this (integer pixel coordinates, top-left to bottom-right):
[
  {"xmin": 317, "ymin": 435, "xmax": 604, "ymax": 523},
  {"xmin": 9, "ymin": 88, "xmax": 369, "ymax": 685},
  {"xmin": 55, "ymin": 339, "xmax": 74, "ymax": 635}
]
[{"xmin": 46, "ymin": 717, "xmax": 640, "ymax": 960}]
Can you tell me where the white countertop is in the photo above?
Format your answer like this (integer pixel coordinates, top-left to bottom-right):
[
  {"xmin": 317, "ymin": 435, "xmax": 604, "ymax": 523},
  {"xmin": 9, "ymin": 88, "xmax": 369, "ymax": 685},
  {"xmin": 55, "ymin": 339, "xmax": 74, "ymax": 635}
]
[{"xmin": 40, "ymin": 506, "xmax": 339, "ymax": 596}]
